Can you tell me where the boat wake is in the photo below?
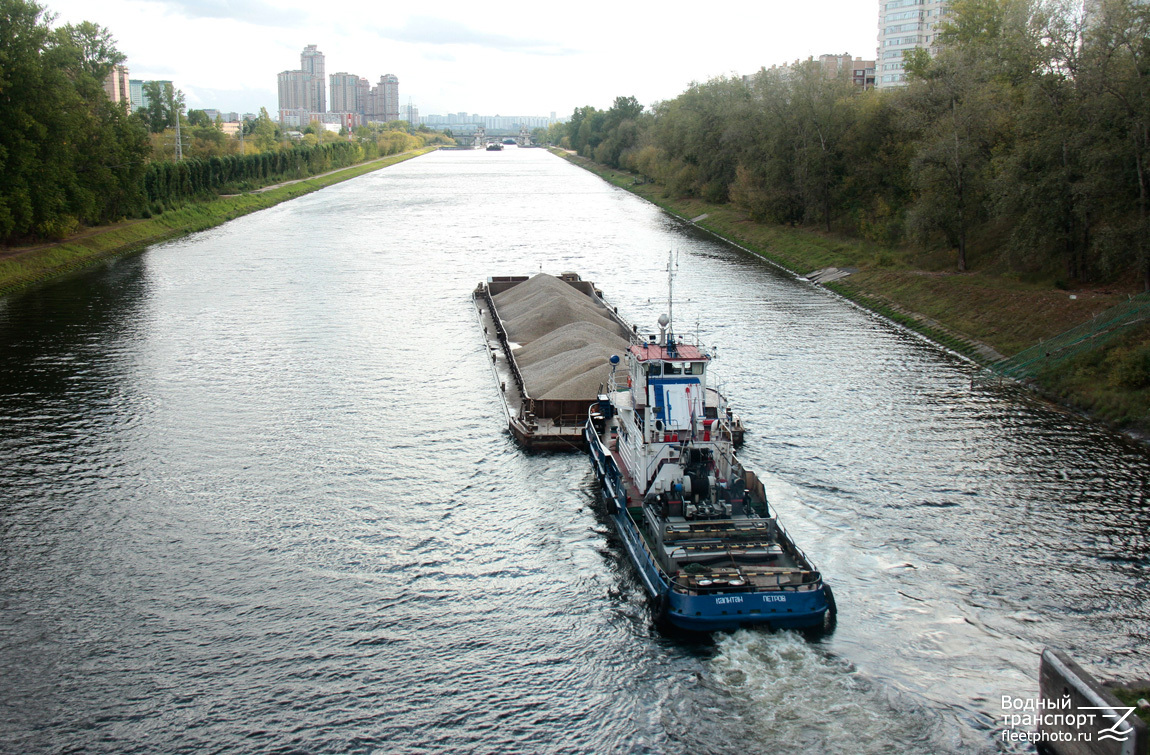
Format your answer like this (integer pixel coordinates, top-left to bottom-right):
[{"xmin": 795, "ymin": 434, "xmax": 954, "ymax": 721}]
[{"xmin": 698, "ymin": 630, "xmax": 978, "ymax": 754}]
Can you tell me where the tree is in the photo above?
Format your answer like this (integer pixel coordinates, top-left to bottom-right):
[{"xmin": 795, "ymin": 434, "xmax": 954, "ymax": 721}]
[
  {"xmin": 787, "ymin": 59, "xmax": 857, "ymax": 231},
  {"xmin": 729, "ymin": 67, "xmax": 804, "ymax": 223},
  {"xmin": 1079, "ymin": 0, "xmax": 1150, "ymax": 288},
  {"xmin": 650, "ymin": 76, "xmax": 751, "ymax": 201},
  {"xmin": 838, "ymin": 91, "xmax": 914, "ymax": 243},
  {"xmin": 989, "ymin": 0, "xmax": 1097, "ymax": 280},
  {"xmin": 51, "ymin": 20, "xmax": 123, "ymax": 80},
  {"xmin": 251, "ymin": 107, "xmax": 279, "ymax": 152},
  {"xmin": 0, "ymin": 0, "xmax": 150, "ymax": 240},
  {"xmin": 900, "ymin": 0, "xmax": 1025, "ymax": 271},
  {"xmin": 187, "ymin": 109, "xmax": 212, "ymax": 128},
  {"xmin": 141, "ymin": 80, "xmax": 183, "ymax": 133},
  {"xmin": 606, "ymin": 95, "xmax": 643, "ymax": 128}
]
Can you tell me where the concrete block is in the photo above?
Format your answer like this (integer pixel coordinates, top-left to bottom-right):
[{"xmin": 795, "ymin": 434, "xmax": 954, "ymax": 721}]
[{"xmin": 1036, "ymin": 647, "xmax": 1148, "ymax": 755}]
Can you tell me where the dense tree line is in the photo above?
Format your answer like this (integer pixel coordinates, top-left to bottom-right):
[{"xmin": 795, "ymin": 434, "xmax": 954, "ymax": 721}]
[
  {"xmin": 140, "ymin": 141, "xmax": 364, "ymax": 213},
  {"xmin": 550, "ymin": 0, "xmax": 1150, "ymax": 286},
  {"xmin": 0, "ymin": 0, "xmax": 150, "ymax": 240},
  {"xmin": 139, "ymin": 120, "xmax": 437, "ymax": 211},
  {"xmin": 0, "ymin": 0, "xmax": 448, "ymax": 244}
]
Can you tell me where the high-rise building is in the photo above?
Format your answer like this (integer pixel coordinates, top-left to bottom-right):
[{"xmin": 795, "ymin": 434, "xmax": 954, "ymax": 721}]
[
  {"xmin": 380, "ymin": 74, "xmax": 399, "ymax": 122},
  {"xmin": 129, "ymin": 79, "xmax": 144, "ymax": 111},
  {"xmin": 103, "ymin": 65, "xmax": 130, "ymax": 111},
  {"xmin": 356, "ymin": 77, "xmax": 370, "ymax": 116},
  {"xmin": 876, "ymin": 0, "xmax": 949, "ymax": 89},
  {"xmin": 401, "ymin": 101, "xmax": 419, "ymax": 124},
  {"xmin": 366, "ymin": 74, "xmax": 400, "ymax": 121},
  {"xmin": 278, "ymin": 45, "xmax": 326, "ymax": 118},
  {"xmin": 130, "ymin": 79, "xmax": 172, "ymax": 112},
  {"xmin": 330, "ymin": 72, "xmax": 362, "ymax": 114},
  {"xmin": 301, "ymin": 44, "xmax": 326, "ymax": 112},
  {"xmin": 278, "ymin": 69, "xmax": 318, "ymax": 112}
]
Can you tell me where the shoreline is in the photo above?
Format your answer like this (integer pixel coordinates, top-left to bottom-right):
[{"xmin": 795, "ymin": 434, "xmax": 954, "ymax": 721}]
[
  {"xmin": 550, "ymin": 148, "xmax": 1150, "ymax": 438},
  {"xmin": 0, "ymin": 148, "xmax": 436, "ymax": 299},
  {"xmin": 550, "ymin": 148, "xmax": 1135, "ymax": 364}
]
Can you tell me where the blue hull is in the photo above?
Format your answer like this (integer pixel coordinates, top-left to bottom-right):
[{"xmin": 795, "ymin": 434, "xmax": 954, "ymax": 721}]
[{"xmin": 585, "ymin": 422, "xmax": 830, "ymax": 632}]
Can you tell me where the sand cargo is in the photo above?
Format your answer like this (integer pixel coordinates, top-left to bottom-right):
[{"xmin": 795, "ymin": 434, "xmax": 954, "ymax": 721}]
[{"xmin": 474, "ymin": 273, "xmax": 743, "ymax": 450}]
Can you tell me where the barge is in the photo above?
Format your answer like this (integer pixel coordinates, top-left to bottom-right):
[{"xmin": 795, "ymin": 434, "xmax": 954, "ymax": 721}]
[
  {"xmin": 584, "ymin": 271, "xmax": 834, "ymax": 632},
  {"xmin": 474, "ymin": 273, "xmax": 743, "ymax": 451}
]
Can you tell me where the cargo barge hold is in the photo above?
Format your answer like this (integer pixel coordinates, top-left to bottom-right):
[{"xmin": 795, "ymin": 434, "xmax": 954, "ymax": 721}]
[{"xmin": 474, "ymin": 273, "xmax": 743, "ymax": 451}]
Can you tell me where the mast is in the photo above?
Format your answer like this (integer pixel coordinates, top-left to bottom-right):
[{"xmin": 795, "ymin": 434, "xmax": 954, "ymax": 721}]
[{"xmin": 667, "ymin": 249, "xmax": 674, "ymax": 337}]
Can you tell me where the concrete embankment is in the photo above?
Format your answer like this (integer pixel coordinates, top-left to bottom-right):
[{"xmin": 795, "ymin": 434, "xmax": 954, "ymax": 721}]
[
  {"xmin": 551, "ymin": 148, "xmax": 1150, "ymax": 436},
  {"xmin": 1035, "ymin": 648, "xmax": 1148, "ymax": 755},
  {"xmin": 0, "ymin": 148, "xmax": 435, "ymax": 299},
  {"xmin": 548, "ymin": 148, "xmax": 1133, "ymax": 363}
]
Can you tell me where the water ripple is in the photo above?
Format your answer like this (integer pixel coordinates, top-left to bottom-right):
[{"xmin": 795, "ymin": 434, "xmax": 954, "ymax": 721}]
[{"xmin": 1, "ymin": 148, "xmax": 1147, "ymax": 754}]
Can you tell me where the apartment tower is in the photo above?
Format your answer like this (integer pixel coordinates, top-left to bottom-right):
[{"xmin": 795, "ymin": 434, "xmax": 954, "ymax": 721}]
[
  {"xmin": 278, "ymin": 44, "xmax": 326, "ymax": 117},
  {"xmin": 329, "ymin": 72, "xmax": 362, "ymax": 114},
  {"xmin": 278, "ymin": 69, "xmax": 318, "ymax": 112},
  {"xmin": 367, "ymin": 74, "xmax": 400, "ymax": 122},
  {"xmin": 877, "ymin": 0, "xmax": 949, "ymax": 88},
  {"xmin": 300, "ymin": 44, "xmax": 326, "ymax": 113},
  {"xmin": 103, "ymin": 65, "xmax": 131, "ymax": 112}
]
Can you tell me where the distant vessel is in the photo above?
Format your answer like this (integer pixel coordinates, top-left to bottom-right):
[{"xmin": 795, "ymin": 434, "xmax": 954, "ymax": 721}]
[
  {"xmin": 584, "ymin": 260, "xmax": 834, "ymax": 632},
  {"xmin": 486, "ymin": 142, "xmax": 503, "ymax": 151}
]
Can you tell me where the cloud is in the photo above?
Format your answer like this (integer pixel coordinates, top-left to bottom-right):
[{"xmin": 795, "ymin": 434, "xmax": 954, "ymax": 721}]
[
  {"xmin": 421, "ymin": 50, "xmax": 457, "ymax": 63},
  {"xmin": 182, "ymin": 84, "xmax": 276, "ymax": 112},
  {"xmin": 144, "ymin": 0, "xmax": 306, "ymax": 27},
  {"xmin": 372, "ymin": 16, "xmax": 578, "ymax": 56}
]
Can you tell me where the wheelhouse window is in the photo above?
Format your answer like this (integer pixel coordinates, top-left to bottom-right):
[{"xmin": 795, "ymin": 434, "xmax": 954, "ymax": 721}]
[{"xmin": 647, "ymin": 363, "xmax": 662, "ymax": 377}]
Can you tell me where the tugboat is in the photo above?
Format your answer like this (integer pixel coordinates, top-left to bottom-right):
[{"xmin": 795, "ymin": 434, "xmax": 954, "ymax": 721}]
[{"xmin": 584, "ymin": 261, "xmax": 835, "ymax": 632}]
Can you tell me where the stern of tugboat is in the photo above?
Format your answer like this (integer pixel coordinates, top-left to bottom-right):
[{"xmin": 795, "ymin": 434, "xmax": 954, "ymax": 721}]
[{"xmin": 664, "ymin": 584, "xmax": 830, "ymax": 632}]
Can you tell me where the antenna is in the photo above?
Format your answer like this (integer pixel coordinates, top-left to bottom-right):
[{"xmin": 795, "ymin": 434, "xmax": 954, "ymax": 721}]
[{"xmin": 665, "ymin": 248, "xmax": 680, "ymax": 355}]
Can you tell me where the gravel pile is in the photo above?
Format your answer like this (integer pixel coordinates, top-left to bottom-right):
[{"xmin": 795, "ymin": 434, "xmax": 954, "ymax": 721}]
[{"xmin": 493, "ymin": 274, "xmax": 630, "ymax": 400}]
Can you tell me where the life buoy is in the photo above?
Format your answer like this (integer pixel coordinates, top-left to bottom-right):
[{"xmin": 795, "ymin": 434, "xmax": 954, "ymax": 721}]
[{"xmin": 626, "ymin": 375, "xmax": 632, "ymax": 388}]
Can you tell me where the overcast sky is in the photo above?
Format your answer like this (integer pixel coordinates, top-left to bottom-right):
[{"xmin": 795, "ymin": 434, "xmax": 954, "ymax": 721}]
[{"xmin": 45, "ymin": 0, "xmax": 879, "ymax": 118}]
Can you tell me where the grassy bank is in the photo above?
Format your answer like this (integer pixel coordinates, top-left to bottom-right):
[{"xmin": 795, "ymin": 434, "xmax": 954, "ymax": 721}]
[
  {"xmin": 0, "ymin": 148, "xmax": 435, "ymax": 299},
  {"xmin": 1110, "ymin": 686, "xmax": 1150, "ymax": 727},
  {"xmin": 552, "ymin": 148, "xmax": 1150, "ymax": 434}
]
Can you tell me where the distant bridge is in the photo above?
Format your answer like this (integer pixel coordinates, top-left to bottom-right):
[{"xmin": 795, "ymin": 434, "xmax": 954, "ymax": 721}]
[{"xmin": 453, "ymin": 125, "xmax": 534, "ymax": 148}]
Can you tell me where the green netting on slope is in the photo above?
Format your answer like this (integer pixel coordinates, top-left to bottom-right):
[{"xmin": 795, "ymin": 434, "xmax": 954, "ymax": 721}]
[{"xmin": 983, "ymin": 292, "xmax": 1150, "ymax": 381}]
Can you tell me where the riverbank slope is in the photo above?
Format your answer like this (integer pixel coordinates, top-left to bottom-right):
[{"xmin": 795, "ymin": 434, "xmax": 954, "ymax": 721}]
[
  {"xmin": 0, "ymin": 148, "xmax": 436, "ymax": 299},
  {"xmin": 552, "ymin": 149, "xmax": 1150, "ymax": 435}
]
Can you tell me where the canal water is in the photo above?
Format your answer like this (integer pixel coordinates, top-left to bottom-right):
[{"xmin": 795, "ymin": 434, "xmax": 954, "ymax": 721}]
[{"xmin": 1, "ymin": 148, "xmax": 1147, "ymax": 754}]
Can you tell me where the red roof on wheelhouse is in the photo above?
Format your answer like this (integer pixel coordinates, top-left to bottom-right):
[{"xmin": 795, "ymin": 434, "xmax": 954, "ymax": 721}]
[{"xmin": 628, "ymin": 342, "xmax": 707, "ymax": 362}]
